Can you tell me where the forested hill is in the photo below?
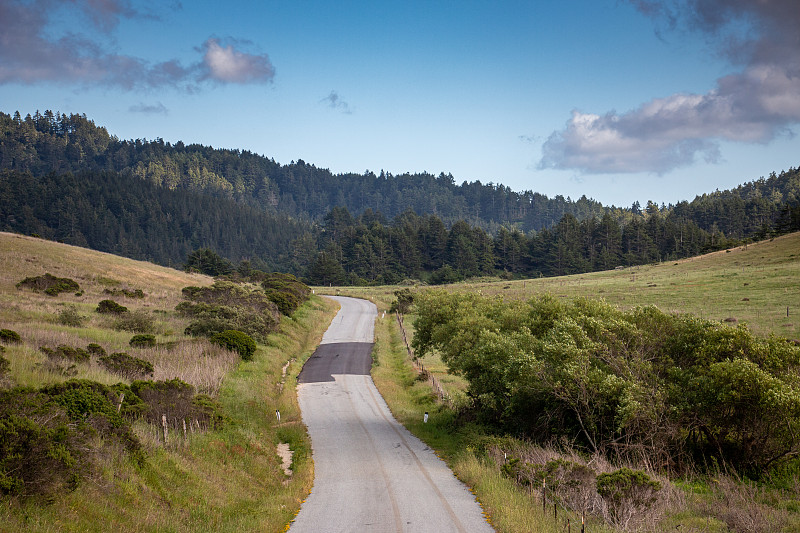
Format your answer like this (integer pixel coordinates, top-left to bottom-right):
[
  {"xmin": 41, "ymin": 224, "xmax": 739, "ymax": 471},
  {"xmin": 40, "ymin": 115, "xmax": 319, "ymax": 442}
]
[
  {"xmin": 1, "ymin": 109, "xmax": 799, "ymax": 285},
  {"xmin": 0, "ymin": 109, "xmax": 609, "ymax": 231},
  {"xmin": 3, "ymin": 110, "xmax": 799, "ymax": 238}
]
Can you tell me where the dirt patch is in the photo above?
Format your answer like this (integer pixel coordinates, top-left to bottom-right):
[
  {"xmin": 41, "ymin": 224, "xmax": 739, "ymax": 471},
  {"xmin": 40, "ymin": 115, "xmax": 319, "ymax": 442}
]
[{"xmin": 277, "ymin": 442, "xmax": 293, "ymax": 477}]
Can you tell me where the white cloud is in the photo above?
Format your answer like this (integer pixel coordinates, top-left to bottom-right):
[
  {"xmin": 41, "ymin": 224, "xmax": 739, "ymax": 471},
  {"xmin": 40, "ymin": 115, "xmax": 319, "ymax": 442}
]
[
  {"xmin": 0, "ymin": 1, "xmax": 274, "ymax": 90},
  {"xmin": 540, "ymin": 0, "xmax": 800, "ymax": 174},
  {"xmin": 200, "ymin": 39, "xmax": 275, "ymax": 84}
]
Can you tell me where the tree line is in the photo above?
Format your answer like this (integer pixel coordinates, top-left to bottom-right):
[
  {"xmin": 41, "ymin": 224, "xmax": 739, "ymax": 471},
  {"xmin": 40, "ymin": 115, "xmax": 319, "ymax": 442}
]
[{"xmin": 303, "ymin": 205, "xmax": 770, "ymax": 286}]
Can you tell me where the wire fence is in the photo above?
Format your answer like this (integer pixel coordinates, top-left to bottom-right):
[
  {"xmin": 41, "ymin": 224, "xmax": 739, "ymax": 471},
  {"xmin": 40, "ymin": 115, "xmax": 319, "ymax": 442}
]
[{"xmin": 395, "ymin": 312, "xmax": 452, "ymax": 406}]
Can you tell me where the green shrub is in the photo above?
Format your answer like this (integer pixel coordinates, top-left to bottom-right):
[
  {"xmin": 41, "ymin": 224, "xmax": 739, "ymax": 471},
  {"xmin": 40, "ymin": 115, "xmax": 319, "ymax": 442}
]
[
  {"xmin": 0, "ymin": 354, "xmax": 9, "ymax": 376},
  {"xmin": 40, "ymin": 345, "xmax": 90, "ymax": 363},
  {"xmin": 16, "ymin": 273, "xmax": 80, "ymax": 296},
  {"xmin": 96, "ymin": 299, "xmax": 128, "ymax": 314},
  {"xmin": 0, "ymin": 381, "xmax": 141, "ymax": 497},
  {"xmin": 129, "ymin": 334, "xmax": 157, "ymax": 348},
  {"xmin": 86, "ymin": 343, "xmax": 106, "ymax": 356},
  {"xmin": 389, "ymin": 288, "xmax": 414, "ymax": 314},
  {"xmin": 0, "ymin": 329, "xmax": 21, "ymax": 344},
  {"xmin": 103, "ymin": 288, "xmax": 145, "ymax": 299},
  {"xmin": 112, "ymin": 310, "xmax": 155, "ymax": 333},
  {"xmin": 129, "ymin": 379, "xmax": 223, "ymax": 428},
  {"xmin": 596, "ymin": 468, "xmax": 661, "ymax": 527},
  {"xmin": 178, "ymin": 281, "xmax": 280, "ymax": 342},
  {"xmin": 57, "ymin": 305, "xmax": 85, "ymax": 327},
  {"xmin": 0, "ymin": 392, "xmax": 83, "ymax": 497},
  {"xmin": 99, "ymin": 352, "xmax": 154, "ymax": 380},
  {"xmin": 266, "ymin": 290, "xmax": 300, "ymax": 316},
  {"xmin": 210, "ymin": 330, "xmax": 257, "ymax": 361}
]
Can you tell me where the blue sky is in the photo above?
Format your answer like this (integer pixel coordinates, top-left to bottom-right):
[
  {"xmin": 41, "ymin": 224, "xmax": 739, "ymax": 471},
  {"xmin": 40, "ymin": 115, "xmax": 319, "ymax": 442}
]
[{"xmin": 1, "ymin": 0, "xmax": 798, "ymax": 208}]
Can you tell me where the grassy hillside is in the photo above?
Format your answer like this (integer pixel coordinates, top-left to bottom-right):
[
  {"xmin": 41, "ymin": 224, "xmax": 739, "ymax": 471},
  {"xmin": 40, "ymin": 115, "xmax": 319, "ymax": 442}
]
[{"xmin": 0, "ymin": 232, "xmax": 339, "ymax": 532}]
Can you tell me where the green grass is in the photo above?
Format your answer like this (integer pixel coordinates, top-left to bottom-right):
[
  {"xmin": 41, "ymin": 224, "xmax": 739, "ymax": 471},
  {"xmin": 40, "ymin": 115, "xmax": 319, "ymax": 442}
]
[{"xmin": 0, "ymin": 232, "xmax": 339, "ymax": 532}]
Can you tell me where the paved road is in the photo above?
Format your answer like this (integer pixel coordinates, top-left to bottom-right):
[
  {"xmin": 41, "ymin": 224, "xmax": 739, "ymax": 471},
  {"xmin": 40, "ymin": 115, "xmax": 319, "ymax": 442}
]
[{"xmin": 291, "ymin": 296, "xmax": 494, "ymax": 533}]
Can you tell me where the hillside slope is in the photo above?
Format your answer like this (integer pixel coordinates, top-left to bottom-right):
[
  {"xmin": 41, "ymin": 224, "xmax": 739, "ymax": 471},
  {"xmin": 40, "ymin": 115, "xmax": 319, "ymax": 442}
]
[{"xmin": 0, "ymin": 231, "xmax": 338, "ymax": 532}]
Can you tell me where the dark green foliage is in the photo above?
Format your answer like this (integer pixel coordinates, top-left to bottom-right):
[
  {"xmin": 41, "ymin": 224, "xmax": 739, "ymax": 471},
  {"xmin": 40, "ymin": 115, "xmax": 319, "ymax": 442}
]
[
  {"xmin": 57, "ymin": 305, "xmax": 85, "ymax": 327},
  {"xmin": 0, "ymin": 380, "xmax": 141, "ymax": 498},
  {"xmin": 85, "ymin": 343, "xmax": 106, "ymax": 356},
  {"xmin": 413, "ymin": 291, "xmax": 800, "ymax": 476},
  {"xmin": 103, "ymin": 287, "xmax": 145, "ymax": 299},
  {"xmin": 389, "ymin": 288, "xmax": 414, "ymax": 314},
  {"xmin": 210, "ymin": 330, "xmax": 257, "ymax": 361},
  {"xmin": 129, "ymin": 334, "xmax": 156, "ymax": 348},
  {"xmin": 178, "ymin": 281, "xmax": 279, "ymax": 342},
  {"xmin": 183, "ymin": 318, "xmax": 230, "ymax": 338},
  {"xmin": 99, "ymin": 352, "xmax": 154, "ymax": 380},
  {"xmin": 16, "ymin": 273, "xmax": 79, "ymax": 296},
  {"xmin": 40, "ymin": 345, "xmax": 90, "ymax": 363},
  {"xmin": 112, "ymin": 310, "xmax": 154, "ymax": 333},
  {"xmin": 305, "ymin": 251, "xmax": 347, "ymax": 286},
  {"xmin": 261, "ymin": 272, "xmax": 311, "ymax": 316},
  {"xmin": 0, "ymin": 329, "xmax": 21, "ymax": 344},
  {"xmin": 185, "ymin": 248, "xmax": 234, "ymax": 276},
  {"xmin": 596, "ymin": 468, "xmax": 661, "ymax": 527},
  {"xmin": 0, "ymin": 354, "xmax": 9, "ymax": 376},
  {"xmin": 265, "ymin": 291, "xmax": 298, "ymax": 316},
  {"xmin": 129, "ymin": 379, "xmax": 223, "ymax": 428},
  {"xmin": 96, "ymin": 299, "xmax": 128, "ymax": 315}
]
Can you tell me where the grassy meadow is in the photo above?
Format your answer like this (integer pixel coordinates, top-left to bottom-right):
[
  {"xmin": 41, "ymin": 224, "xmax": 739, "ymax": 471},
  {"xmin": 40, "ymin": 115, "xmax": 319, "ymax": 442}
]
[{"xmin": 0, "ymin": 232, "xmax": 339, "ymax": 532}]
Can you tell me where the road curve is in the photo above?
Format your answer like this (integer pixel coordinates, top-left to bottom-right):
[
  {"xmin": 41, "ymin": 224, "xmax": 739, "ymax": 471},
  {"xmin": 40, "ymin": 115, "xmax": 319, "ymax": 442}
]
[{"xmin": 290, "ymin": 296, "xmax": 494, "ymax": 533}]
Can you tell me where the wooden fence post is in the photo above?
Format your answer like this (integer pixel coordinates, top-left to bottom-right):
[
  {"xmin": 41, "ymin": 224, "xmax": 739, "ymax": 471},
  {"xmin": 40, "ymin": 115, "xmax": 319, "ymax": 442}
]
[{"xmin": 161, "ymin": 414, "xmax": 168, "ymax": 444}]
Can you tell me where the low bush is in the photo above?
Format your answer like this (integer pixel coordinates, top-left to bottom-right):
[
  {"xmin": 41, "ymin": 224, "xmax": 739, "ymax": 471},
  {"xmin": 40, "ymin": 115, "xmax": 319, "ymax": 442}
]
[
  {"xmin": 96, "ymin": 299, "xmax": 128, "ymax": 315},
  {"xmin": 40, "ymin": 345, "xmax": 90, "ymax": 363},
  {"xmin": 0, "ymin": 328, "xmax": 21, "ymax": 344},
  {"xmin": 86, "ymin": 343, "xmax": 106, "ymax": 356},
  {"xmin": 129, "ymin": 334, "xmax": 157, "ymax": 348},
  {"xmin": 57, "ymin": 305, "xmax": 85, "ymax": 327},
  {"xmin": 596, "ymin": 468, "xmax": 662, "ymax": 529},
  {"xmin": 266, "ymin": 290, "xmax": 301, "ymax": 316},
  {"xmin": 99, "ymin": 352, "xmax": 154, "ymax": 380},
  {"xmin": 103, "ymin": 287, "xmax": 145, "ymax": 298},
  {"xmin": 0, "ymin": 380, "xmax": 140, "ymax": 498},
  {"xmin": 0, "ymin": 354, "xmax": 9, "ymax": 376},
  {"xmin": 178, "ymin": 281, "xmax": 280, "ymax": 342},
  {"xmin": 129, "ymin": 379, "xmax": 223, "ymax": 428},
  {"xmin": 16, "ymin": 273, "xmax": 80, "ymax": 296},
  {"xmin": 210, "ymin": 330, "xmax": 257, "ymax": 361},
  {"xmin": 112, "ymin": 309, "xmax": 155, "ymax": 333}
]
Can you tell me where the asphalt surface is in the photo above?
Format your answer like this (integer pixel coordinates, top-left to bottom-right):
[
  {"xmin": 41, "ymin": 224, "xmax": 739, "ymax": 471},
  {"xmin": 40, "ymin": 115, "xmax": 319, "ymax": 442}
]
[{"xmin": 290, "ymin": 296, "xmax": 494, "ymax": 533}]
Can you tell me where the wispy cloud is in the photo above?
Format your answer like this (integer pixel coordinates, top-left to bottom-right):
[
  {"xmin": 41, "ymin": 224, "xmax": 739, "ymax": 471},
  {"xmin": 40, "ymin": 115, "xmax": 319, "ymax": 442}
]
[
  {"xmin": 540, "ymin": 0, "xmax": 800, "ymax": 174},
  {"xmin": 199, "ymin": 38, "xmax": 274, "ymax": 84},
  {"xmin": 321, "ymin": 91, "xmax": 353, "ymax": 114},
  {"xmin": 129, "ymin": 102, "xmax": 169, "ymax": 115},
  {"xmin": 0, "ymin": 0, "xmax": 274, "ymax": 90}
]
